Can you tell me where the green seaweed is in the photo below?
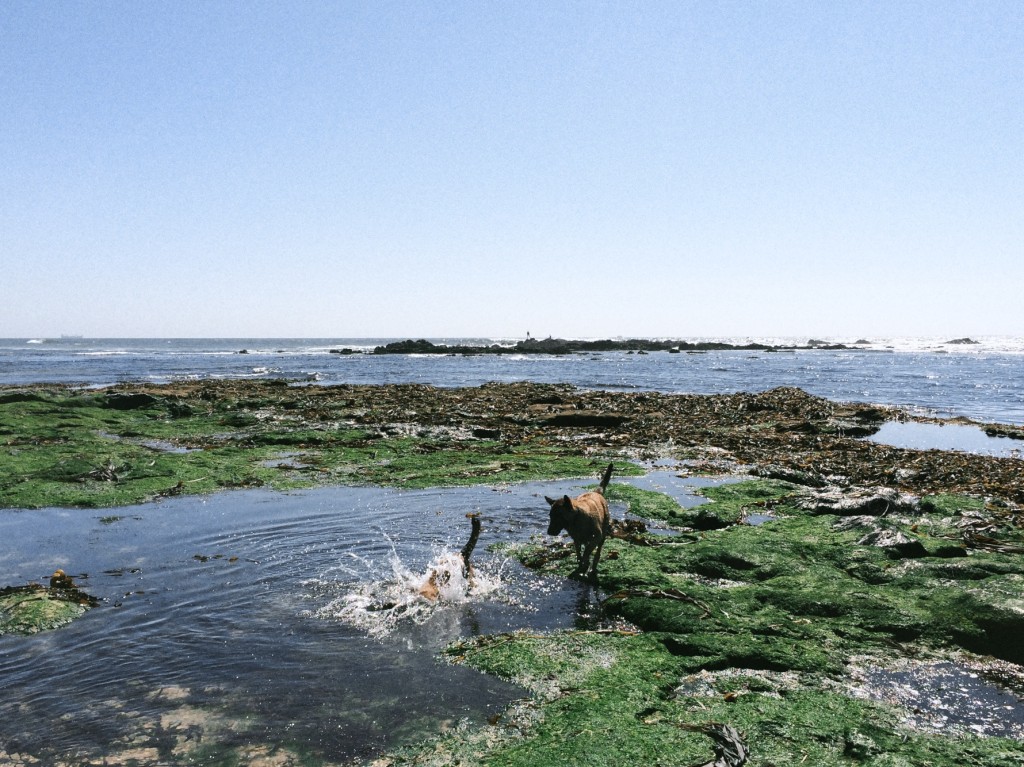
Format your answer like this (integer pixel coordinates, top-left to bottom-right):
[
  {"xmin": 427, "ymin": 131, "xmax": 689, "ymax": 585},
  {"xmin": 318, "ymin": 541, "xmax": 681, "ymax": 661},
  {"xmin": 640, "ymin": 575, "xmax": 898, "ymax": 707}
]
[
  {"xmin": 0, "ymin": 390, "xmax": 637, "ymax": 508},
  {"xmin": 418, "ymin": 631, "xmax": 1024, "ymax": 767},
  {"xmin": 369, "ymin": 478, "xmax": 1024, "ymax": 767}
]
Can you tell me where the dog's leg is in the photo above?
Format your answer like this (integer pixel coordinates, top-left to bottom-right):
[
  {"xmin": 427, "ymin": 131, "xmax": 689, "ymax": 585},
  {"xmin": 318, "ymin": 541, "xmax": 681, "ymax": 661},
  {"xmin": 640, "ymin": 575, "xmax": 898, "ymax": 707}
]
[
  {"xmin": 587, "ymin": 540, "xmax": 605, "ymax": 583},
  {"xmin": 579, "ymin": 542, "xmax": 595, "ymax": 578},
  {"xmin": 573, "ymin": 541, "xmax": 584, "ymax": 574}
]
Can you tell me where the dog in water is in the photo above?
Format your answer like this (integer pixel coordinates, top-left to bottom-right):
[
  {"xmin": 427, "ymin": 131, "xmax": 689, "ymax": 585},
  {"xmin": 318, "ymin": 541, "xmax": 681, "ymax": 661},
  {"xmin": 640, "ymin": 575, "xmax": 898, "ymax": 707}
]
[
  {"xmin": 545, "ymin": 463, "xmax": 613, "ymax": 582},
  {"xmin": 417, "ymin": 512, "xmax": 481, "ymax": 601}
]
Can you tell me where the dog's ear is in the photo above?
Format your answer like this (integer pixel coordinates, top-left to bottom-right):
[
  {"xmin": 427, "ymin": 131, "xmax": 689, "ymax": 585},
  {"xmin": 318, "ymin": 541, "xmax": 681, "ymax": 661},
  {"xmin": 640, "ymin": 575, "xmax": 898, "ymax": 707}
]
[
  {"xmin": 544, "ymin": 496, "xmax": 556, "ymax": 506},
  {"xmin": 562, "ymin": 495, "xmax": 572, "ymax": 506}
]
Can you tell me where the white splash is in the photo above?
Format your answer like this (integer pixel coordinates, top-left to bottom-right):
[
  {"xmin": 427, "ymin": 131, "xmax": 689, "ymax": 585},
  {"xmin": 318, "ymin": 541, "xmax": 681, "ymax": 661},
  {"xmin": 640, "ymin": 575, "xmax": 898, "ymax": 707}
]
[{"xmin": 306, "ymin": 545, "xmax": 503, "ymax": 638}]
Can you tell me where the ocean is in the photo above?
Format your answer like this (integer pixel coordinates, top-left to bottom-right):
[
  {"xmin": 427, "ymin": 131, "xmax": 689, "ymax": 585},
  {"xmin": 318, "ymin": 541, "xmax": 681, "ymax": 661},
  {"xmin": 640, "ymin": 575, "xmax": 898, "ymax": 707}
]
[{"xmin": 3, "ymin": 335, "xmax": 1023, "ymax": 424}]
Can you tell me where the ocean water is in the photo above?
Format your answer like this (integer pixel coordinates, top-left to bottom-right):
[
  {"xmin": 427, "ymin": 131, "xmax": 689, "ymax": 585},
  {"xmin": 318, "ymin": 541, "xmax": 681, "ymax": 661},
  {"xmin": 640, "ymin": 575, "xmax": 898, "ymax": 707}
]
[{"xmin": 2, "ymin": 336, "xmax": 1023, "ymax": 424}]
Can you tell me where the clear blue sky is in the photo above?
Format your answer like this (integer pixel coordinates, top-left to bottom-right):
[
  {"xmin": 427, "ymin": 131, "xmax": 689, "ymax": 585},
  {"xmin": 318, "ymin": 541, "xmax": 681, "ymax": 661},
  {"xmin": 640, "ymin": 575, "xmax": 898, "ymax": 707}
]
[{"xmin": 2, "ymin": 1, "xmax": 1022, "ymax": 338}]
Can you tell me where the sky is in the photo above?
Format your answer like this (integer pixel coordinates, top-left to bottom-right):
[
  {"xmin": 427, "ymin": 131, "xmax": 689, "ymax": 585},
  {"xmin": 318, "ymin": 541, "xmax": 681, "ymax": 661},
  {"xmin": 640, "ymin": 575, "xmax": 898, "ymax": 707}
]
[{"xmin": 2, "ymin": 1, "xmax": 1022, "ymax": 339}]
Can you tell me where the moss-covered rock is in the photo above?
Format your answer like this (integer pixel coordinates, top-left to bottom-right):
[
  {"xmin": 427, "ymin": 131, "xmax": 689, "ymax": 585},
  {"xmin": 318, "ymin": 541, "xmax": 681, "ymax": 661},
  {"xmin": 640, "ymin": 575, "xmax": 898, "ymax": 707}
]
[{"xmin": 0, "ymin": 583, "xmax": 98, "ymax": 635}]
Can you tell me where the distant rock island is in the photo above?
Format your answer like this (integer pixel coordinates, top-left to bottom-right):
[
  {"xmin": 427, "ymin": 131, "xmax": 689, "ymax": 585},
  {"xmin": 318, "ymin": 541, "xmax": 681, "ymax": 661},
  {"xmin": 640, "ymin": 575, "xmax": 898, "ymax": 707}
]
[{"xmin": 372, "ymin": 337, "xmax": 857, "ymax": 355}]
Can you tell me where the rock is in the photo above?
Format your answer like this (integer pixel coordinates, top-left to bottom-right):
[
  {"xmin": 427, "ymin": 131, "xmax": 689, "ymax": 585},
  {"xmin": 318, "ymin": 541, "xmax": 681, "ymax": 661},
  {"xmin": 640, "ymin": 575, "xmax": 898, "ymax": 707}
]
[
  {"xmin": 984, "ymin": 424, "xmax": 1024, "ymax": 441},
  {"xmin": 855, "ymin": 527, "xmax": 929, "ymax": 558},
  {"xmin": 752, "ymin": 464, "xmax": 827, "ymax": 488},
  {"xmin": 538, "ymin": 411, "xmax": 628, "ymax": 428},
  {"xmin": 0, "ymin": 391, "xmax": 49, "ymax": 404},
  {"xmin": 373, "ymin": 339, "xmax": 440, "ymax": 354},
  {"xmin": 946, "ymin": 337, "xmax": 980, "ymax": 345},
  {"xmin": 103, "ymin": 392, "xmax": 159, "ymax": 410},
  {"xmin": 0, "ymin": 583, "xmax": 98, "ymax": 635},
  {"xmin": 796, "ymin": 486, "xmax": 919, "ymax": 516}
]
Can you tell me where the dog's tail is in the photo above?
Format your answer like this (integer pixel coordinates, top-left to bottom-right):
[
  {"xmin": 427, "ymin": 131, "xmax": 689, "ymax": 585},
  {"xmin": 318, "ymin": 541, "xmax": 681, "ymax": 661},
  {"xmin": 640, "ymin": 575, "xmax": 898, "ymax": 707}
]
[{"xmin": 597, "ymin": 462, "xmax": 614, "ymax": 495}]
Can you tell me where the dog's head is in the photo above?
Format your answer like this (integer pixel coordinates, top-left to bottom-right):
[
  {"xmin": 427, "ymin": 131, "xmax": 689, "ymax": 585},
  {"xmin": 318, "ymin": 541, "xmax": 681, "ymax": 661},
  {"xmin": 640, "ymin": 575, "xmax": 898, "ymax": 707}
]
[{"xmin": 545, "ymin": 495, "xmax": 575, "ymax": 536}]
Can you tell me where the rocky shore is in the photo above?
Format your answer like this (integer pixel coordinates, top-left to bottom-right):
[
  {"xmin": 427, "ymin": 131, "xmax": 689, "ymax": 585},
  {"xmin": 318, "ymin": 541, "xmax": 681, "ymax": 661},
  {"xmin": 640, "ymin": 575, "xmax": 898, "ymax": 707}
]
[
  {"xmin": 3, "ymin": 379, "xmax": 1021, "ymax": 507},
  {"xmin": 3, "ymin": 380, "xmax": 1024, "ymax": 766}
]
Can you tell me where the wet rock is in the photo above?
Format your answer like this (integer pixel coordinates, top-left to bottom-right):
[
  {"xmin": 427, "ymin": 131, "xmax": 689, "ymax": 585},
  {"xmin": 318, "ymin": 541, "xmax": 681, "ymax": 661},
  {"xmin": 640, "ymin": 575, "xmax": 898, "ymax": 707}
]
[
  {"xmin": 984, "ymin": 423, "xmax": 1024, "ymax": 441},
  {"xmin": 0, "ymin": 582, "xmax": 99, "ymax": 635},
  {"xmin": 373, "ymin": 339, "xmax": 440, "ymax": 354},
  {"xmin": 855, "ymin": 527, "xmax": 929, "ymax": 559},
  {"xmin": 0, "ymin": 390, "xmax": 49, "ymax": 404},
  {"xmin": 796, "ymin": 486, "xmax": 919, "ymax": 516},
  {"xmin": 751, "ymin": 464, "xmax": 827, "ymax": 488},
  {"xmin": 104, "ymin": 392, "xmax": 160, "ymax": 410},
  {"xmin": 538, "ymin": 411, "xmax": 628, "ymax": 428}
]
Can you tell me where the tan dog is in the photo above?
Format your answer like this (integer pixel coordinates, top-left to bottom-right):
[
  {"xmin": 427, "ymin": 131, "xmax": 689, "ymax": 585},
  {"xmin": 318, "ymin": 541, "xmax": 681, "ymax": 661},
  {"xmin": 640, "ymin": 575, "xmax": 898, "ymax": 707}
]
[{"xmin": 545, "ymin": 463, "xmax": 613, "ymax": 582}]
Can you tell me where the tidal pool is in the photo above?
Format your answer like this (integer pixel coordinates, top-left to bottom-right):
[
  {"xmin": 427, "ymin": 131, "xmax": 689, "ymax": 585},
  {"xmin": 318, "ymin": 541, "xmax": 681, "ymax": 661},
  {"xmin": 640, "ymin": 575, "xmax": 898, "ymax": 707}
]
[
  {"xmin": 865, "ymin": 421, "xmax": 1024, "ymax": 458},
  {"xmin": 0, "ymin": 473, "xmax": 702, "ymax": 765}
]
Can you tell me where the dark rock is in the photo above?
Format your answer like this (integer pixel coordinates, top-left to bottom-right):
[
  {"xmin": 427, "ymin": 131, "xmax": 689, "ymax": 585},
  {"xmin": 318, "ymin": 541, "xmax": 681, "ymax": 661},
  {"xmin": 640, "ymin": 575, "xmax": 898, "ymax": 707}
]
[
  {"xmin": 984, "ymin": 424, "xmax": 1024, "ymax": 441},
  {"xmin": 0, "ymin": 391, "xmax": 48, "ymax": 404},
  {"xmin": 946, "ymin": 337, "xmax": 980, "ymax": 345},
  {"xmin": 373, "ymin": 339, "xmax": 440, "ymax": 354},
  {"xmin": 166, "ymin": 400, "xmax": 194, "ymax": 418},
  {"xmin": 540, "ymin": 411, "xmax": 628, "ymax": 428},
  {"xmin": 104, "ymin": 393, "xmax": 159, "ymax": 410}
]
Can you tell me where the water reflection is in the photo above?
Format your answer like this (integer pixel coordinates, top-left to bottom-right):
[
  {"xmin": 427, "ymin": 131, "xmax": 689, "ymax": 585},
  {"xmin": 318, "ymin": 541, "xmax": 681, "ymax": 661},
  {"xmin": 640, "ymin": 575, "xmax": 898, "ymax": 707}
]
[{"xmin": 865, "ymin": 421, "xmax": 1024, "ymax": 458}]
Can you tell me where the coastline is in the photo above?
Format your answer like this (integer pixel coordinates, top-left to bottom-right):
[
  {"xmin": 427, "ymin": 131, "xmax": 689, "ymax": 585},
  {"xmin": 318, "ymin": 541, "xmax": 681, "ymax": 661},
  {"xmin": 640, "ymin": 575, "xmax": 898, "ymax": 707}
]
[{"xmin": 3, "ymin": 380, "xmax": 1024, "ymax": 766}]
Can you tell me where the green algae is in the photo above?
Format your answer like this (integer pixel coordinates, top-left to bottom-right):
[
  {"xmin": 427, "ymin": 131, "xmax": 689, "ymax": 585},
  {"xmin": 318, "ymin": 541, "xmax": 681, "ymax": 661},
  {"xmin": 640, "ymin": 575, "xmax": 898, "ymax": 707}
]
[
  {"xmin": 365, "ymin": 478, "xmax": 1024, "ymax": 767},
  {"xmin": 0, "ymin": 585, "xmax": 97, "ymax": 635},
  {"xmin": 408, "ymin": 631, "xmax": 1024, "ymax": 767},
  {"xmin": 0, "ymin": 388, "xmax": 636, "ymax": 508}
]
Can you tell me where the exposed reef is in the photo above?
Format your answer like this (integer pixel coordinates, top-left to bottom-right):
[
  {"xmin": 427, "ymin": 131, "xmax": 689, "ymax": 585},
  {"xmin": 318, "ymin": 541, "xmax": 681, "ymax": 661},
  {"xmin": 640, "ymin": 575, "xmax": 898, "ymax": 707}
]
[
  {"xmin": 372, "ymin": 337, "xmax": 859, "ymax": 355},
  {"xmin": 2, "ymin": 381, "xmax": 1022, "ymax": 509}
]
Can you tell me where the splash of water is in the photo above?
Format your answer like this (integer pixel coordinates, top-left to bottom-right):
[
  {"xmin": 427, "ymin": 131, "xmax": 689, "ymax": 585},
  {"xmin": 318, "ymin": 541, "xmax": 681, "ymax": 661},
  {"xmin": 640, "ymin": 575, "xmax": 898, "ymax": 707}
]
[{"xmin": 306, "ymin": 545, "xmax": 504, "ymax": 639}]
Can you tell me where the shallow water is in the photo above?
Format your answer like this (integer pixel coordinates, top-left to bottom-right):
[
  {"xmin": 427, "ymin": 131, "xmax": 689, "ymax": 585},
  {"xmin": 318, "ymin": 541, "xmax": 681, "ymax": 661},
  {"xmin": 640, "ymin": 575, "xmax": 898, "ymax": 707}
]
[
  {"xmin": 0, "ymin": 475, "xmax": 686, "ymax": 764},
  {"xmin": 866, "ymin": 421, "xmax": 1024, "ymax": 458}
]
